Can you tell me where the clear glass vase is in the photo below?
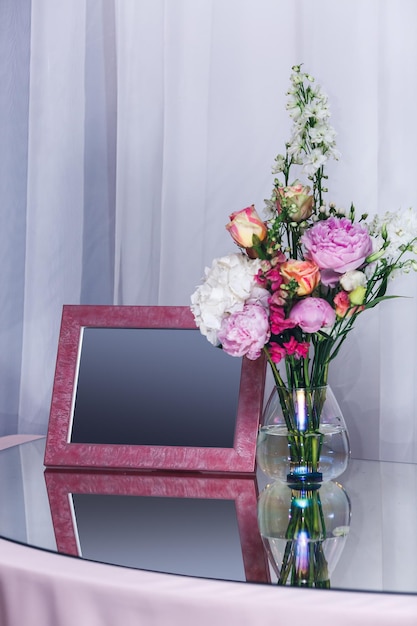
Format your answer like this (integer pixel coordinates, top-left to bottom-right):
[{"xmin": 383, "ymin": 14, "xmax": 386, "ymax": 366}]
[
  {"xmin": 257, "ymin": 479, "xmax": 351, "ymax": 587},
  {"xmin": 256, "ymin": 385, "xmax": 350, "ymax": 484}
]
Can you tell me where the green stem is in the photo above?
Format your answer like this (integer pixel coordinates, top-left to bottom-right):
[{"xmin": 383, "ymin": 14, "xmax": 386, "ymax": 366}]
[{"xmin": 263, "ymin": 347, "xmax": 285, "ymax": 387}]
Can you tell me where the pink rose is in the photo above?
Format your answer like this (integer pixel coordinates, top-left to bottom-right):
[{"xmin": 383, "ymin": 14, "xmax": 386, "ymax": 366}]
[
  {"xmin": 333, "ymin": 291, "xmax": 351, "ymax": 317},
  {"xmin": 276, "ymin": 182, "xmax": 314, "ymax": 222},
  {"xmin": 218, "ymin": 304, "xmax": 270, "ymax": 360},
  {"xmin": 226, "ymin": 205, "xmax": 267, "ymax": 249},
  {"xmin": 290, "ymin": 297, "xmax": 336, "ymax": 333},
  {"xmin": 301, "ymin": 217, "xmax": 373, "ymax": 274},
  {"xmin": 334, "ymin": 290, "xmax": 364, "ymax": 318}
]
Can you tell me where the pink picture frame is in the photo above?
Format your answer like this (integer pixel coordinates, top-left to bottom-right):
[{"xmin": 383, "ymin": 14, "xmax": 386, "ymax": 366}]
[
  {"xmin": 44, "ymin": 305, "xmax": 266, "ymax": 473},
  {"xmin": 44, "ymin": 470, "xmax": 270, "ymax": 584}
]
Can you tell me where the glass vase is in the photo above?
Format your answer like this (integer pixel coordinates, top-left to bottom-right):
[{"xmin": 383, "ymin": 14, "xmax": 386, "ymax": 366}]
[
  {"xmin": 256, "ymin": 385, "xmax": 350, "ymax": 484},
  {"xmin": 257, "ymin": 479, "xmax": 351, "ymax": 587}
]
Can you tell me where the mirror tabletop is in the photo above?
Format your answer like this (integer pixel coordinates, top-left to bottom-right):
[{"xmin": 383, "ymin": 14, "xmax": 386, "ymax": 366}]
[{"xmin": 0, "ymin": 437, "xmax": 416, "ymax": 595}]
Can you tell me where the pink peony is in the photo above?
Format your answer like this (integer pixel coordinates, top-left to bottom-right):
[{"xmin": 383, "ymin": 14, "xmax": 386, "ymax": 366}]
[
  {"xmin": 218, "ymin": 304, "xmax": 270, "ymax": 360},
  {"xmin": 301, "ymin": 217, "xmax": 373, "ymax": 274},
  {"xmin": 290, "ymin": 297, "xmax": 336, "ymax": 333}
]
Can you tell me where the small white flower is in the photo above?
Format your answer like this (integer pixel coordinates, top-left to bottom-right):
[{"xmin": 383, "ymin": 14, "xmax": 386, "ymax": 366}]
[
  {"xmin": 308, "ymin": 123, "xmax": 336, "ymax": 146},
  {"xmin": 286, "ymin": 98, "xmax": 303, "ymax": 121},
  {"xmin": 340, "ymin": 270, "xmax": 367, "ymax": 292},
  {"xmin": 302, "ymin": 148, "xmax": 327, "ymax": 176},
  {"xmin": 264, "ymin": 197, "xmax": 277, "ymax": 220},
  {"xmin": 287, "ymin": 136, "xmax": 304, "ymax": 157},
  {"xmin": 304, "ymin": 101, "xmax": 330, "ymax": 121},
  {"xmin": 329, "ymin": 147, "xmax": 341, "ymax": 161},
  {"xmin": 271, "ymin": 155, "xmax": 286, "ymax": 174},
  {"xmin": 290, "ymin": 72, "xmax": 303, "ymax": 86},
  {"xmin": 369, "ymin": 208, "xmax": 417, "ymax": 262},
  {"xmin": 310, "ymin": 84, "xmax": 325, "ymax": 100}
]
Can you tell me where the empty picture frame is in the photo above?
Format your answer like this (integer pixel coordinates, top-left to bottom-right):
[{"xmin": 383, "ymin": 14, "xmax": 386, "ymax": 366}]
[
  {"xmin": 44, "ymin": 305, "xmax": 266, "ymax": 473},
  {"xmin": 44, "ymin": 470, "xmax": 270, "ymax": 583}
]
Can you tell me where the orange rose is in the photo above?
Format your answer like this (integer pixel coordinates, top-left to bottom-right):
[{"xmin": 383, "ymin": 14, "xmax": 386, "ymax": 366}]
[
  {"xmin": 280, "ymin": 260, "xmax": 320, "ymax": 296},
  {"xmin": 226, "ymin": 205, "xmax": 267, "ymax": 249}
]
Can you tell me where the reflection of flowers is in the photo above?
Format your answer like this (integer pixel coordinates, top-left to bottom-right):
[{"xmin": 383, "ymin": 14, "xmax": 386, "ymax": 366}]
[
  {"xmin": 278, "ymin": 488, "xmax": 330, "ymax": 587},
  {"xmin": 257, "ymin": 480, "xmax": 351, "ymax": 588}
]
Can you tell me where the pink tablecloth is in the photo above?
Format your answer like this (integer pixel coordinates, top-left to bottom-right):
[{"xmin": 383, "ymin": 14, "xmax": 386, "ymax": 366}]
[
  {"xmin": 0, "ymin": 434, "xmax": 44, "ymax": 450},
  {"xmin": 0, "ymin": 538, "xmax": 416, "ymax": 626}
]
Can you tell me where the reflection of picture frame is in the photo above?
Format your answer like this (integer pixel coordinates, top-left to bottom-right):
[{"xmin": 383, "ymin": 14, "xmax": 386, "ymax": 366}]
[
  {"xmin": 44, "ymin": 305, "xmax": 266, "ymax": 473},
  {"xmin": 44, "ymin": 470, "xmax": 270, "ymax": 584}
]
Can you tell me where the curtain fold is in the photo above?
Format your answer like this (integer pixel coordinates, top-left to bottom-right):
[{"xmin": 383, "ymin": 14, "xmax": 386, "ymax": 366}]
[
  {"xmin": 18, "ymin": 0, "xmax": 86, "ymax": 432},
  {"xmin": 1, "ymin": 0, "xmax": 417, "ymax": 461},
  {"xmin": 0, "ymin": 0, "xmax": 31, "ymax": 433},
  {"xmin": 114, "ymin": 0, "xmax": 165, "ymax": 305}
]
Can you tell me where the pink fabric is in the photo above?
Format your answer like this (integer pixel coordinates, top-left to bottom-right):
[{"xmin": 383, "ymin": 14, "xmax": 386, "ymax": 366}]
[
  {"xmin": 0, "ymin": 539, "xmax": 416, "ymax": 626},
  {"xmin": 0, "ymin": 435, "xmax": 43, "ymax": 451}
]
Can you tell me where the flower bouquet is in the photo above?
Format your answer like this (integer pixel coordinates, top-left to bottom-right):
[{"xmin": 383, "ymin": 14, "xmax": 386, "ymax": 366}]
[{"xmin": 190, "ymin": 65, "xmax": 417, "ymax": 483}]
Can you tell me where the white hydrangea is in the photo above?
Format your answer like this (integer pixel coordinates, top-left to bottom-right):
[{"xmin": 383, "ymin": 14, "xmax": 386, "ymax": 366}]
[{"xmin": 190, "ymin": 253, "xmax": 267, "ymax": 346}]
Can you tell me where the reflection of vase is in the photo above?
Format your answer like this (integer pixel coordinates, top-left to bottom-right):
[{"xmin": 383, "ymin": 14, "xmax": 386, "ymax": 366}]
[
  {"xmin": 256, "ymin": 385, "xmax": 350, "ymax": 484},
  {"xmin": 258, "ymin": 480, "xmax": 351, "ymax": 587}
]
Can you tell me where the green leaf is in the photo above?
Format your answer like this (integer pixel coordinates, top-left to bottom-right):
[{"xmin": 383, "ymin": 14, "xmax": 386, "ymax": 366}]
[
  {"xmin": 374, "ymin": 276, "xmax": 388, "ymax": 299},
  {"xmin": 364, "ymin": 295, "xmax": 404, "ymax": 310}
]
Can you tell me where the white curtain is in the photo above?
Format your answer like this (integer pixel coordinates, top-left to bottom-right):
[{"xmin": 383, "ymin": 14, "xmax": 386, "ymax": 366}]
[{"xmin": 1, "ymin": 0, "xmax": 417, "ymax": 462}]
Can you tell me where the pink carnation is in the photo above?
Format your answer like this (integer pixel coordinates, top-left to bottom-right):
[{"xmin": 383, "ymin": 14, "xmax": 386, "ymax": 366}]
[
  {"xmin": 268, "ymin": 342, "xmax": 287, "ymax": 364},
  {"xmin": 301, "ymin": 217, "xmax": 373, "ymax": 274},
  {"xmin": 290, "ymin": 297, "xmax": 336, "ymax": 333},
  {"xmin": 283, "ymin": 336, "xmax": 310, "ymax": 358},
  {"xmin": 218, "ymin": 304, "xmax": 270, "ymax": 360},
  {"xmin": 269, "ymin": 304, "xmax": 296, "ymax": 334}
]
